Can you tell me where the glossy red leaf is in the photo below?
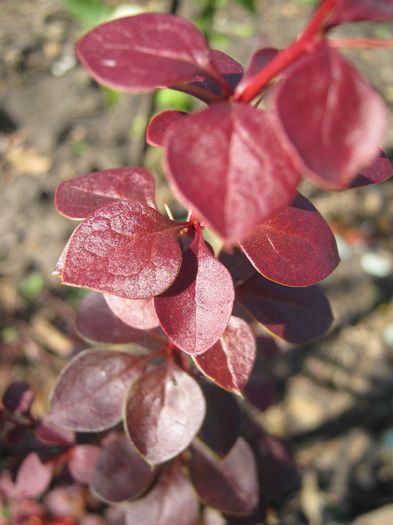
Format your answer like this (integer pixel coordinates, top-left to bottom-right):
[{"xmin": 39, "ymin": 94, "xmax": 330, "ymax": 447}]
[
  {"xmin": 15, "ymin": 453, "xmax": 53, "ymax": 499},
  {"xmin": 49, "ymin": 349, "xmax": 147, "ymax": 432},
  {"xmin": 189, "ymin": 438, "xmax": 259, "ymax": 515},
  {"xmin": 76, "ymin": 13, "xmax": 215, "ymax": 93},
  {"xmin": 55, "ymin": 168, "xmax": 156, "ymax": 220},
  {"xmin": 237, "ymin": 274, "xmax": 333, "ymax": 344},
  {"xmin": 198, "ymin": 382, "xmax": 242, "ymax": 457},
  {"xmin": 104, "ymin": 294, "xmax": 159, "ymax": 331},
  {"xmin": 68, "ymin": 445, "xmax": 101, "ymax": 484},
  {"xmin": 240, "ymin": 193, "xmax": 340, "ymax": 286},
  {"xmin": 120, "ymin": 461, "xmax": 199, "ymax": 525},
  {"xmin": 235, "ymin": 47, "xmax": 278, "ymax": 96},
  {"xmin": 326, "ymin": 0, "xmax": 393, "ymax": 28},
  {"xmin": 194, "ymin": 316, "xmax": 256, "ymax": 394},
  {"xmin": 165, "ymin": 102, "xmax": 301, "ymax": 242},
  {"xmin": 91, "ymin": 436, "xmax": 154, "ymax": 503},
  {"xmin": 62, "ymin": 200, "xmax": 183, "ymax": 299},
  {"xmin": 147, "ymin": 111, "xmax": 188, "ymax": 147},
  {"xmin": 154, "ymin": 229, "xmax": 234, "ymax": 355},
  {"xmin": 125, "ymin": 362, "xmax": 206, "ymax": 465},
  {"xmin": 350, "ymin": 150, "xmax": 393, "ymax": 188},
  {"xmin": 77, "ymin": 292, "xmax": 145, "ymax": 344},
  {"xmin": 272, "ymin": 44, "xmax": 386, "ymax": 189}
]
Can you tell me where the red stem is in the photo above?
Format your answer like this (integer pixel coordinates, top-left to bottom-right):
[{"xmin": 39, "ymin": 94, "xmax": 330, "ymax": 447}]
[{"xmin": 234, "ymin": 0, "xmax": 339, "ymax": 103}]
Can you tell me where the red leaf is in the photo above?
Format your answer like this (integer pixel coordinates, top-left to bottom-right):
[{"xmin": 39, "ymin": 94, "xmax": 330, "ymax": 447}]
[
  {"xmin": 125, "ymin": 362, "xmax": 206, "ymax": 465},
  {"xmin": 76, "ymin": 13, "xmax": 214, "ymax": 93},
  {"xmin": 165, "ymin": 102, "xmax": 300, "ymax": 242},
  {"xmin": 76, "ymin": 292, "xmax": 146, "ymax": 344},
  {"xmin": 35, "ymin": 420, "xmax": 75, "ymax": 446},
  {"xmin": 146, "ymin": 111, "xmax": 188, "ymax": 148},
  {"xmin": 240, "ymin": 193, "xmax": 340, "ymax": 287},
  {"xmin": 189, "ymin": 438, "xmax": 259, "ymax": 515},
  {"xmin": 49, "ymin": 349, "xmax": 147, "ymax": 432},
  {"xmin": 237, "ymin": 274, "xmax": 333, "ymax": 344},
  {"xmin": 120, "ymin": 461, "xmax": 199, "ymax": 525},
  {"xmin": 15, "ymin": 453, "xmax": 53, "ymax": 499},
  {"xmin": 194, "ymin": 316, "xmax": 256, "ymax": 394},
  {"xmin": 2, "ymin": 381, "xmax": 34, "ymax": 415},
  {"xmin": 104, "ymin": 294, "xmax": 159, "ymax": 331},
  {"xmin": 198, "ymin": 382, "xmax": 242, "ymax": 457},
  {"xmin": 62, "ymin": 200, "xmax": 183, "ymax": 299},
  {"xmin": 272, "ymin": 44, "xmax": 386, "ymax": 189},
  {"xmin": 350, "ymin": 150, "xmax": 393, "ymax": 188},
  {"xmin": 219, "ymin": 248, "xmax": 256, "ymax": 283},
  {"xmin": 55, "ymin": 168, "xmax": 156, "ymax": 220},
  {"xmin": 326, "ymin": 0, "xmax": 393, "ymax": 28},
  {"xmin": 68, "ymin": 445, "xmax": 101, "ymax": 484},
  {"xmin": 154, "ymin": 229, "xmax": 234, "ymax": 355},
  {"xmin": 91, "ymin": 436, "xmax": 154, "ymax": 503},
  {"xmin": 235, "ymin": 47, "xmax": 278, "ymax": 96}
]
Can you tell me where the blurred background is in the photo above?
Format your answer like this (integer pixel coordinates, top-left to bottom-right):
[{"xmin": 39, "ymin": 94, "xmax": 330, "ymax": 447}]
[{"xmin": 1, "ymin": 0, "xmax": 393, "ymax": 523}]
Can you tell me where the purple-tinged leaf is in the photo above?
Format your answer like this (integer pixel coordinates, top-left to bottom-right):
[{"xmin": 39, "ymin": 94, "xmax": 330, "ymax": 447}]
[
  {"xmin": 194, "ymin": 316, "xmax": 256, "ymax": 394},
  {"xmin": 147, "ymin": 111, "xmax": 188, "ymax": 147},
  {"xmin": 219, "ymin": 248, "xmax": 256, "ymax": 283},
  {"xmin": 350, "ymin": 150, "xmax": 393, "ymax": 188},
  {"xmin": 104, "ymin": 294, "xmax": 159, "ymax": 331},
  {"xmin": 120, "ymin": 461, "xmax": 199, "ymax": 525},
  {"xmin": 165, "ymin": 102, "xmax": 301, "ymax": 242},
  {"xmin": 189, "ymin": 438, "xmax": 259, "ymax": 515},
  {"xmin": 14, "ymin": 453, "xmax": 53, "ymax": 499},
  {"xmin": 77, "ymin": 292, "xmax": 145, "ymax": 344},
  {"xmin": 209, "ymin": 49, "xmax": 244, "ymax": 92},
  {"xmin": 35, "ymin": 420, "xmax": 75, "ymax": 446},
  {"xmin": 235, "ymin": 47, "xmax": 278, "ymax": 96},
  {"xmin": 198, "ymin": 382, "xmax": 242, "ymax": 457},
  {"xmin": 237, "ymin": 274, "xmax": 333, "ymax": 344},
  {"xmin": 2, "ymin": 381, "xmax": 34, "ymax": 415},
  {"xmin": 154, "ymin": 229, "xmax": 234, "ymax": 355},
  {"xmin": 244, "ymin": 352, "xmax": 277, "ymax": 412},
  {"xmin": 68, "ymin": 445, "xmax": 101, "ymax": 484},
  {"xmin": 125, "ymin": 362, "xmax": 206, "ymax": 465},
  {"xmin": 91, "ymin": 436, "xmax": 154, "ymax": 503},
  {"xmin": 272, "ymin": 44, "xmax": 386, "ymax": 189},
  {"xmin": 326, "ymin": 0, "xmax": 393, "ymax": 28},
  {"xmin": 55, "ymin": 168, "xmax": 156, "ymax": 220},
  {"xmin": 62, "ymin": 200, "xmax": 183, "ymax": 299},
  {"xmin": 76, "ymin": 13, "xmax": 215, "ymax": 93},
  {"xmin": 240, "ymin": 193, "xmax": 340, "ymax": 286},
  {"xmin": 49, "ymin": 349, "xmax": 147, "ymax": 432}
]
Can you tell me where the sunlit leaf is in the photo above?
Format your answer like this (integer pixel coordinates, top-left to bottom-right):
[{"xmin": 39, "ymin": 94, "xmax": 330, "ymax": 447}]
[
  {"xmin": 49, "ymin": 349, "xmax": 147, "ymax": 431},
  {"xmin": 68, "ymin": 445, "xmax": 101, "ymax": 484},
  {"xmin": 125, "ymin": 362, "xmax": 206, "ymax": 464},
  {"xmin": 14, "ymin": 453, "xmax": 53, "ymax": 499},
  {"xmin": 104, "ymin": 294, "xmax": 159, "ymax": 331}
]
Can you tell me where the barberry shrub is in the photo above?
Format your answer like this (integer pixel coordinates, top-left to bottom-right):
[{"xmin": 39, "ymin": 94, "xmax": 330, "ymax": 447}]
[{"xmin": 48, "ymin": 0, "xmax": 393, "ymax": 522}]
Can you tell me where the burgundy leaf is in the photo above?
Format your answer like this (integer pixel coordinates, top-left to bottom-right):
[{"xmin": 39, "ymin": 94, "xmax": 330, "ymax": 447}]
[
  {"xmin": 35, "ymin": 420, "xmax": 75, "ymax": 446},
  {"xmin": 244, "ymin": 351, "xmax": 277, "ymax": 412},
  {"xmin": 62, "ymin": 200, "xmax": 183, "ymax": 299},
  {"xmin": 104, "ymin": 294, "xmax": 159, "ymax": 331},
  {"xmin": 77, "ymin": 292, "xmax": 146, "ymax": 344},
  {"xmin": 189, "ymin": 438, "xmax": 259, "ymax": 515},
  {"xmin": 272, "ymin": 44, "xmax": 386, "ymax": 189},
  {"xmin": 237, "ymin": 274, "xmax": 333, "ymax": 344},
  {"xmin": 14, "ymin": 453, "xmax": 53, "ymax": 499},
  {"xmin": 154, "ymin": 229, "xmax": 234, "ymax": 355},
  {"xmin": 49, "ymin": 349, "xmax": 147, "ymax": 432},
  {"xmin": 350, "ymin": 150, "xmax": 393, "ymax": 187},
  {"xmin": 194, "ymin": 316, "xmax": 256, "ymax": 394},
  {"xmin": 2, "ymin": 381, "xmax": 34, "ymax": 415},
  {"xmin": 76, "ymin": 13, "xmax": 215, "ymax": 93},
  {"xmin": 91, "ymin": 436, "xmax": 154, "ymax": 503},
  {"xmin": 219, "ymin": 248, "xmax": 256, "ymax": 283},
  {"xmin": 125, "ymin": 362, "xmax": 206, "ymax": 465},
  {"xmin": 165, "ymin": 102, "xmax": 300, "ymax": 242},
  {"xmin": 146, "ymin": 111, "xmax": 188, "ymax": 147},
  {"xmin": 326, "ymin": 0, "xmax": 393, "ymax": 28},
  {"xmin": 120, "ymin": 461, "xmax": 199, "ymax": 525},
  {"xmin": 240, "ymin": 193, "xmax": 340, "ymax": 286},
  {"xmin": 208, "ymin": 49, "xmax": 244, "ymax": 92},
  {"xmin": 235, "ymin": 47, "xmax": 278, "ymax": 96},
  {"xmin": 55, "ymin": 168, "xmax": 156, "ymax": 220},
  {"xmin": 198, "ymin": 382, "xmax": 242, "ymax": 457},
  {"xmin": 68, "ymin": 445, "xmax": 101, "ymax": 484}
]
